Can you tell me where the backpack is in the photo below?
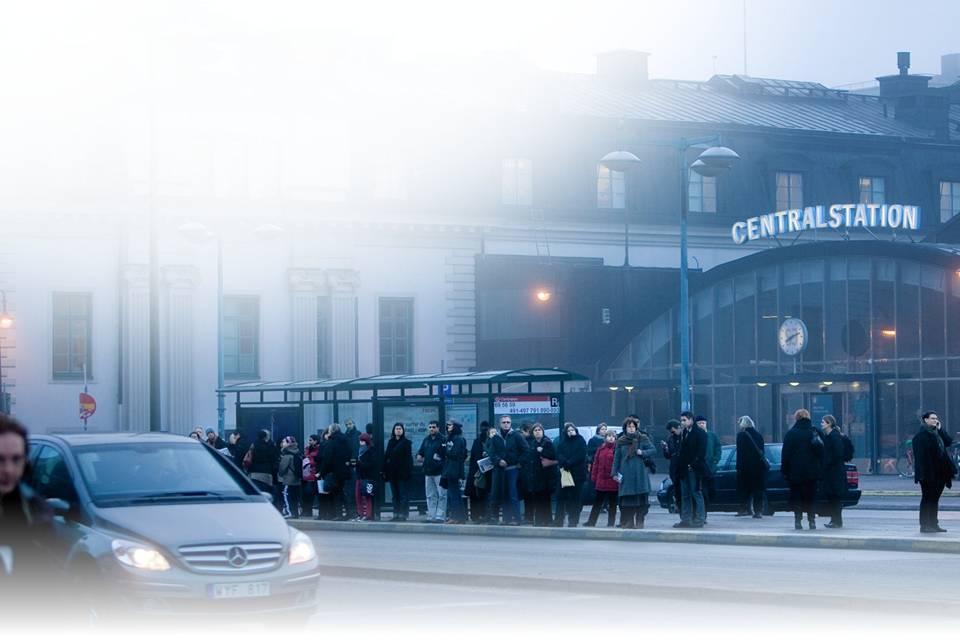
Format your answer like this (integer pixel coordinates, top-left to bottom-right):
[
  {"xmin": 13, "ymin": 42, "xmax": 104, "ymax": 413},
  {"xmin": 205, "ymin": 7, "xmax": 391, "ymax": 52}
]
[{"xmin": 840, "ymin": 433, "xmax": 855, "ymax": 462}]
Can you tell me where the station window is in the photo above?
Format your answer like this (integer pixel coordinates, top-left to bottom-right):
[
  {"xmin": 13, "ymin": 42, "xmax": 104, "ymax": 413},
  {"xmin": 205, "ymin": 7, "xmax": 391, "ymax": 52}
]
[
  {"xmin": 597, "ymin": 165, "xmax": 625, "ymax": 209},
  {"xmin": 52, "ymin": 292, "xmax": 92, "ymax": 380},
  {"xmin": 689, "ymin": 170, "xmax": 717, "ymax": 213},
  {"xmin": 858, "ymin": 176, "xmax": 885, "ymax": 204},
  {"xmin": 941, "ymin": 181, "xmax": 960, "ymax": 222},
  {"xmin": 223, "ymin": 296, "xmax": 259, "ymax": 379},
  {"xmin": 775, "ymin": 171, "xmax": 803, "ymax": 210}
]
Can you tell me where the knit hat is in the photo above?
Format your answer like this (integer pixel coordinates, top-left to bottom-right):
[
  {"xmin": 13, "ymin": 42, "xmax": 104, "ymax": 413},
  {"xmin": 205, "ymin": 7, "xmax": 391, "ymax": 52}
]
[{"xmin": 359, "ymin": 432, "xmax": 373, "ymax": 445}]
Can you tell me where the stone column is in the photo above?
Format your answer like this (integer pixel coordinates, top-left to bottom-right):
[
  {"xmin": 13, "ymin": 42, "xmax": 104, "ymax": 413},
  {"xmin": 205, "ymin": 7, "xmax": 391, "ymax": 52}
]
[
  {"xmin": 163, "ymin": 266, "xmax": 198, "ymax": 435},
  {"xmin": 288, "ymin": 268, "xmax": 328, "ymax": 380},
  {"xmin": 121, "ymin": 265, "xmax": 150, "ymax": 432},
  {"xmin": 327, "ymin": 269, "xmax": 360, "ymax": 378}
]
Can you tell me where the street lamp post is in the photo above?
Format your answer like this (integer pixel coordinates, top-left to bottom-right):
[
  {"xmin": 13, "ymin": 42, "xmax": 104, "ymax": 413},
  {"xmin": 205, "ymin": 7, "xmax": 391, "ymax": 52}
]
[
  {"xmin": 179, "ymin": 222, "xmax": 285, "ymax": 435},
  {"xmin": 0, "ymin": 291, "xmax": 12, "ymax": 414},
  {"xmin": 602, "ymin": 139, "xmax": 739, "ymax": 413},
  {"xmin": 599, "ymin": 151, "xmax": 642, "ymax": 267}
]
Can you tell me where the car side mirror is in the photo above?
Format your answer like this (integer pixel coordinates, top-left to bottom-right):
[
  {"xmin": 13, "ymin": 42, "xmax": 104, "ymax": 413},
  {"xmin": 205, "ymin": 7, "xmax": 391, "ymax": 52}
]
[{"xmin": 46, "ymin": 497, "xmax": 71, "ymax": 516}]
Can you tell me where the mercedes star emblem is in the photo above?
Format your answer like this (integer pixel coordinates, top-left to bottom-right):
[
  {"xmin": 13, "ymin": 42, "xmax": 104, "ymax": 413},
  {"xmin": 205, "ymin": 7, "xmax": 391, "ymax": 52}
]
[{"xmin": 226, "ymin": 546, "xmax": 248, "ymax": 568}]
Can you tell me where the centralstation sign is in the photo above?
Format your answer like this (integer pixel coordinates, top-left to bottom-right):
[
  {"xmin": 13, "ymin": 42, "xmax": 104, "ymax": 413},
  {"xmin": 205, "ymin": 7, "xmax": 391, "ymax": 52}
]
[{"xmin": 731, "ymin": 203, "xmax": 921, "ymax": 245}]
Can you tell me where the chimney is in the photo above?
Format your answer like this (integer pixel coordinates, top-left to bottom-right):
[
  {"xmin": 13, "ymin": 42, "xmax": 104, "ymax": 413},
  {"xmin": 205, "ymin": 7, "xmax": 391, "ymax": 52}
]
[
  {"xmin": 876, "ymin": 51, "xmax": 949, "ymax": 140},
  {"xmin": 597, "ymin": 50, "xmax": 650, "ymax": 87},
  {"xmin": 942, "ymin": 53, "xmax": 960, "ymax": 84}
]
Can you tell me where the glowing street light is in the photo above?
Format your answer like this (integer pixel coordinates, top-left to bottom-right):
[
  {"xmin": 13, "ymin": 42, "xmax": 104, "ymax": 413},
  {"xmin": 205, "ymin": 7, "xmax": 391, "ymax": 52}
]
[{"xmin": 535, "ymin": 289, "xmax": 552, "ymax": 303}]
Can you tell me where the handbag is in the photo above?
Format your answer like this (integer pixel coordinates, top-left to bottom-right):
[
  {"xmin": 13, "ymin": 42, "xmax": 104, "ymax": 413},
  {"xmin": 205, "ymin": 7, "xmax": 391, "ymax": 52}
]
[
  {"xmin": 473, "ymin": 469, "xmax": 488, "ymax": 491},
  {"xmin": 242, "ymin": 445, "xmax": 254, "ymax": 471},
  {"xmin": 560, "ymin": 468, "xmax": 575, "ymax": 488}
]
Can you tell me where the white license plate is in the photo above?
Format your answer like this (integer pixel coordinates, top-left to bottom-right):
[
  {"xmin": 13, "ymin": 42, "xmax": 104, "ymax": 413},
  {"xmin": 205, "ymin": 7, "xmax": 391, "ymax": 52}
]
[{"xmin": 209, "ymin": 581, "xmax": 271, "ymax": 599}]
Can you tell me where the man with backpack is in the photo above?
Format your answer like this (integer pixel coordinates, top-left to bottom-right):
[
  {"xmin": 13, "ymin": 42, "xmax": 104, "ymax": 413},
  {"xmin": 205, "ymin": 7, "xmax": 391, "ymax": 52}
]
[{"xmin": 820, "ymin": 415, "xmax": 849, "ymax": 528}]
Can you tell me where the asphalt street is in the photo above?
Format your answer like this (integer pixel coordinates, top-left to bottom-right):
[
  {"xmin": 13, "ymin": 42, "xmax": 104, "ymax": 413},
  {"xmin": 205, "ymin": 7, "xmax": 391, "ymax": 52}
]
[{"xmin": 306, "ymin": 529, "xmax": 960, "ymax": 634}]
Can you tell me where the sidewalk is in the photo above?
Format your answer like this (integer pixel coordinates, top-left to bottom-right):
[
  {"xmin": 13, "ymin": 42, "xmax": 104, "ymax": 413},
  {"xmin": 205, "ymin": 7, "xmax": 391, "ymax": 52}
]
[{"xmin": 291, "ymin": 506, "xmax": 960, "ymax": 555}]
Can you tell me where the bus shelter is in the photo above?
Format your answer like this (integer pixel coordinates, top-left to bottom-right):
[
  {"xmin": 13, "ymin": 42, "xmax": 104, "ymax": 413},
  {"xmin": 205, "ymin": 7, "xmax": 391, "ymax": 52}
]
[{"xmin": 220, "ymin": 368, "xmax": 588, "ymax": 514}]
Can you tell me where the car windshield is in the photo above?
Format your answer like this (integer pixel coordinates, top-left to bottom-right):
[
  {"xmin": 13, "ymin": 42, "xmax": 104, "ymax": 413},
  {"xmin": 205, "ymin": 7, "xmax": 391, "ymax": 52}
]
[
  {"xmin": 720, "ymin": 443, "xmax": 783, "ymax": 469},
  {"xmin": 74, "ymin": 443, "xmax": 253, "ymax": 504}
]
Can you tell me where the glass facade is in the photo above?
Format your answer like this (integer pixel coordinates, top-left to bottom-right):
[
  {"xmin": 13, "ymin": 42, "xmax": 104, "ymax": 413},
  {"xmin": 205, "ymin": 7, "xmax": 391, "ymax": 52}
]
[{"xmin": 606, "ymin": 247, "xmax": 960, "ymax": 474}]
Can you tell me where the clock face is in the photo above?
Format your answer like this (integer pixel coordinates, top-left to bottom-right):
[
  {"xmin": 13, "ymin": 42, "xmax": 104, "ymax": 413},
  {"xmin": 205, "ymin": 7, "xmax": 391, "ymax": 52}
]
[{"xmin": 778, "ymin": 318, "xmax": 808, "ymax": 356}]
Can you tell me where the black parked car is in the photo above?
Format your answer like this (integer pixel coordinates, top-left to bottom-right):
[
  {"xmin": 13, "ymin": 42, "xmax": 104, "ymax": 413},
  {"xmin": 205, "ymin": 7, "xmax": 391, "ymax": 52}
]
[{"xmin": 656, "ymin": 443, "xmax": 861, "ymax": 515}]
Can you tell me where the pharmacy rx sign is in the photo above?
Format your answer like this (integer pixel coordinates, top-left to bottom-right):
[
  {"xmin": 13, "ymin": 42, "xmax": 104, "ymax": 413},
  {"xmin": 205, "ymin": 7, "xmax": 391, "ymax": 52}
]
[{"xmin": 730, "ymin": 203, "xmax": 921, "ymax": 245}]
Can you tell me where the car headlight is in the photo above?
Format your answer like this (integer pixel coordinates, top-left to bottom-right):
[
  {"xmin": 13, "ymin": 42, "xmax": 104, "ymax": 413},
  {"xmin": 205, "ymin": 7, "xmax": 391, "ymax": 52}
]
[
  {"xmin": 288, "ymin": 529, "xmax": 316, "ymax": 565},
  {"xmin": 111, "ymin": 539, "xmax": 171, "ymax": 571}
]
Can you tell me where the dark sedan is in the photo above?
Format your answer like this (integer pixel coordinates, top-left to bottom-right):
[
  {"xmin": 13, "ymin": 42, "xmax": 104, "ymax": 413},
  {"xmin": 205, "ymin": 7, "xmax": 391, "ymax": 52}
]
[{"xmin": 657, "ymin": 443, "xmax": 861, "ymax": 515}]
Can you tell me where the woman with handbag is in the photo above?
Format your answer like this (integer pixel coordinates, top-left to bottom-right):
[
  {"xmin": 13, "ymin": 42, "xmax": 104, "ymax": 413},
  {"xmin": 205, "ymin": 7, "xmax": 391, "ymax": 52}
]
[
  {"xmin": 735, "ymin": 416, "xmax": 768, "ymax": 518},
  {"xmin": 465, "ymin": 422, "xmax": 491, "ymax": 523},
  {"xmin": 556, "ymin": 422, "xmax": 587, "ymax": 527},
  {"xmin": 611, "ymin": 417, "xmax": 655, "ymax": 529},
  {"xmin": 528, "ymin": 424, "xmax": 558, "ymax": 526},
  {"xmin": 382, "ymin": 423, "xmax": 413, "ymax": 521}
]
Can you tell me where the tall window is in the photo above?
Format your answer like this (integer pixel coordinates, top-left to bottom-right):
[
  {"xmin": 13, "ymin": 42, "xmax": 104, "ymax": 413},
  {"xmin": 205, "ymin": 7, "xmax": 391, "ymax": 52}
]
[
  {"xmin": 859, "ymin": 176, "xmax": 885, "ymax": 204},
  {"xmin": 317, "ymin": 296, "xmax": 331, "ymax": 378},
  {"xmin": 379, "ymin": 298, "xmax": 413, "ymax": 375},
  {"xmin": 775, "ymin": 171, "xmax": 803, "ymax": 210},
  {"xmin": 52, "ymin": 292, "xmax": 92, "ymax": 380},
  {"xmin": 223, "ymin": 296, "xmax": 259, "ymax": 379},
  {"xmin": 597, "ymin": 165, "xmax": 625, "ymax": 209},
  {"xmin": 688, "ymin": 170, "xmax": 717, "ymax": 213},
  {"xmin": 941, "ymin": 181, "xmax": 960, "ymax": 222},
  {"xmin": 501, "ymin": 158, "xmax": 532, "ymax": 206}
]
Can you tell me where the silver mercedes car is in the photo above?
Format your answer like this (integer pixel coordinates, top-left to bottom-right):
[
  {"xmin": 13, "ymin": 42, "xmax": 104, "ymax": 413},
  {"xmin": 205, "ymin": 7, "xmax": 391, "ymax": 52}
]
[{"xmin": 26, "ymin": 432, "xmax": 320, "ymax": 622}]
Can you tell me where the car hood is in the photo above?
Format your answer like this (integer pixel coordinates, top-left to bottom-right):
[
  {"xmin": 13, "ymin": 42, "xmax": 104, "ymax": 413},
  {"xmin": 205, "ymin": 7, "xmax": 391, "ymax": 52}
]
[{"xmin": 94, "ymin": 502, "xmax": 291, "ymax": 550}]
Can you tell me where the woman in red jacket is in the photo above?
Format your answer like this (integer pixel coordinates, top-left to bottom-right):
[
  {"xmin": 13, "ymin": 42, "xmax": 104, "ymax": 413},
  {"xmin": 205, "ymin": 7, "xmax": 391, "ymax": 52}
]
[{"xmin": 584, "ymin": 431, "xmax": 619, "ymax": 527}]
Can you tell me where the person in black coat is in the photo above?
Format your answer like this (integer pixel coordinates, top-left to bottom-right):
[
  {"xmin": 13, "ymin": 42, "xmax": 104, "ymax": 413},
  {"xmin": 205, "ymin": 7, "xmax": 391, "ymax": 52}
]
[
  {"xmin": 527, "ymin": 424, "xmax": 558, "ymax": 526},
  {"xmin": 249, "ymin": 429, "xmax": 280, "ymax": 503},
  {"xmin": 586, "ymin": 424, "xmax": 608, "ymax": 473},
  {"xmin": 320, "ymin": 423, "xmax": 352, "ymax": 520},
  {"xmin": 781, "ymin": 409, "xmax": 824, "ymax": 530},
  {"xmin": 820, "ymin": 415, "xmax": 847, "ymax": 528},
  {"xmin": 518, "ymin": 422, "xmax": 537, "ymax": 524},
  {"xmin": 735, "ymin": 416, "xmax": 767, "ymax": 519},
  {"xmin": 556, "ymin": 422, "xmax": 588, "ymax": 527},
  {"xmin": 382, "ymin": 423, "xmax": 413, "ymax": 521},
  {"xmin": 226, "ymin": 429, "xmax": 248, "ymax": 470},
  {"xmin": 485, "ymin": 422, "xmax": 508, "ymax": 524},
  {"xmin": 442, "ymin": 420, "xmax": 468, "ymax": 523},
  {"xmin": 660, "ymin": 420, "xmax": 684, "ymax": 513},
  {"xmin": 912, "ymin": 411, "xmax": 956, "ymax": 533},
  {"xmin": 465, "ymin": 422, "xmax": 490, "ymax": 523},
  {"xmin": 675, "ymin": 411, "xmax": 707, "ymax": 528}
]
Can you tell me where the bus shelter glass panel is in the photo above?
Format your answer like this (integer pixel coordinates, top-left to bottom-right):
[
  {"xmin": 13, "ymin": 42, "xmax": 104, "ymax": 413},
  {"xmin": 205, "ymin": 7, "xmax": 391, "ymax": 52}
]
[
  {"xmin": 381, "ymin": 403, "xmax": 440, "ymax": 511},
  {"xmin": 338, "ymin": 402, "xmax": 373, "ymax": 436},
  {"xmin": 304, "ymin": 403, "xmax": 334, "ymax": 440}
]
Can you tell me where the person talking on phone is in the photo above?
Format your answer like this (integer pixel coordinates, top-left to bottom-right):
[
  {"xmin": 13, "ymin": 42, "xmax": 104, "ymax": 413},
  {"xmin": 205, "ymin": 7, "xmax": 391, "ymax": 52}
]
[{"xmin": 912, "ymin": 411, "xmax": 956, "ymax": 533}]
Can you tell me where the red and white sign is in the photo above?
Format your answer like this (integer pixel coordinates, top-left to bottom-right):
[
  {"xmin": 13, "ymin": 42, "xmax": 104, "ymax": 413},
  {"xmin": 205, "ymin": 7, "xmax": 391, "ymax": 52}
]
[
  {"xmin": 493, "ymin": 395, "xmax": 559, "ymax": 416},
  {"xmin": 79, "ymin": 393, "xmax": 97, "ymax": 420}
]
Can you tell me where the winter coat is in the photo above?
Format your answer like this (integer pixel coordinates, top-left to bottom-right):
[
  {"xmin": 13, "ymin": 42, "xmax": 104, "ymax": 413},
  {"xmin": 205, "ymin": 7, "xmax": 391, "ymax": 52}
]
[
  {"xmin": 343, "ymin": 427, "xmax": 362, "ymax": 462},
  {"xmin": 662, "ymin": 432, "xmax": 684, "ymax": 481},
  {"xmin": 913, "ymin": 425, "xmax": 956, "ymax": 486},
  {"xmin": 227, "ymin": 438, "xmax": 248, "ymax": 469},
  {"xmin": 320, "ymin": 432, "xmax": 351, "ymax": 482},
  {"xmin": 781, "ymin": 418, "xmax": 823, "ymax": 483},
  {"xmin": 382, "ymin": 436, "xmax": 413, "ymax": 481},
  {"xmin": 677, "ymin": 427, "xmax": 707, "ymax": 476},
  {"xmin": 357, "ymin": 444, "xmax": 380, "ymax": 480},
  {"xmin": 249, "ymin": 438, "xmax": 280, "ymax": 477},
  {"xmin": 442, "ymin": 428, "xmax": 468, "ymax": 480},
  {"xmin": 586, "ymin": 435, "xmax": 605, "ymax": 469},
  {"xmin": 465, "ymin": 435, "xmax": 489, "ymax": 498},
  {"xmin": 484, "ymin": 432, "xmax": 506, "ymax": 469},
  {"xmin": 0, "ymin": 484, "xmax": 66, "ymax": 586},
  {"xmin": 705, "ymin": 431, "xmax": 722, "ymax": 474},
  {"xmin": 821, "ymin": 429, "xmax": 847, "ymax": 498},
  {"xmin": 612, "ymin": 432, "xmax": 655, "ymax": 497},
  {"xmin": 417, "ymin": 433, "xmax": 446, "ymax": 476},
  {"xmin": 526, "ymin": 437, "xmax": 558, "ymax": 495},
  {"xmin": 303, "ymin": 444, "xmax": 320, "ymax": 482},
  {"xmin": 556, "ymin": 432, "xmax": 588, "ymax": 487},
  {"xmin": 278, "ymin": 445, "xmax": 303, "ymax": 486},
  {"xmin": 502, "ymin": 429, "xmax": 529, "ymax": 467},
  {"xmin": 590, "ymin": 441, "xmax": 619, "ymax": 492},
  {"xmin": 737, "ymin": 428, "xmax": 767, "ymax": 480}
]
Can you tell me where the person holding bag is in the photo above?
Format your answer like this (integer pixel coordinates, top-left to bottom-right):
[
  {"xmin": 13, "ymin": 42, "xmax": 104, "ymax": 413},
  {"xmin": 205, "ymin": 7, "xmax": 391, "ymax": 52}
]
[
  {"xmin": 382, "ymin": 423, "xmax": 413, "ymax": 522},
  {"xmin": 735, "ymin": 416, "xmax": 768, "ymax": 519},
  {"xmin": 556, "ymin": 422, "xmax": 587, "ymax": 527},
  {"xmin": 611, "ymin": 417, "xmax": 655, "ymax": 529},
  {"xmin": 528, "ymin": 423, "xmax": 558, "ymax": 526}
]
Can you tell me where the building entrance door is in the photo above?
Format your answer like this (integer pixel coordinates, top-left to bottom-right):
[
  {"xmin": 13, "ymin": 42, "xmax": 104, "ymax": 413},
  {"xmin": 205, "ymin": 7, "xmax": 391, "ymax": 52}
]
[{"xmin": 775, "ymin": 381, "xmax": 872, "ymax": 472}]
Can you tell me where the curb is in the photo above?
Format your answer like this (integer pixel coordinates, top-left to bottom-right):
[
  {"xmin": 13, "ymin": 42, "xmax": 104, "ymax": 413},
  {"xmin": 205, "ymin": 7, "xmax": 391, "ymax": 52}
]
[
  {"xmin": 290, "ymin": 519, "xmax": 960, "ymax": 555},
  {"xmin": 862, "ymin": 490, "xmax": 960, "ymax": 497}
]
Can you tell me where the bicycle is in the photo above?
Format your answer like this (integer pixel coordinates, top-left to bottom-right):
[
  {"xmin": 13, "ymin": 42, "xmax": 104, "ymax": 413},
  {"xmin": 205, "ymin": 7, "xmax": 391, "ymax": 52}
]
[{"xmin": 896, "ymin": 439, "xmax": 914, "ymax": 478}]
